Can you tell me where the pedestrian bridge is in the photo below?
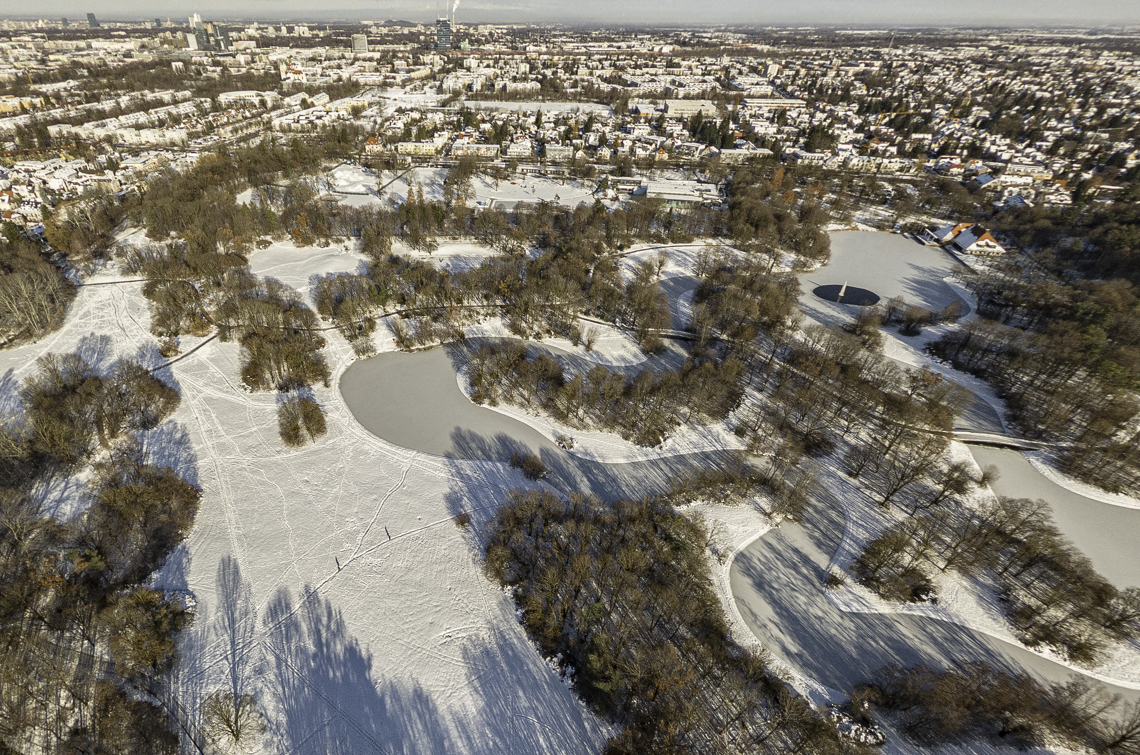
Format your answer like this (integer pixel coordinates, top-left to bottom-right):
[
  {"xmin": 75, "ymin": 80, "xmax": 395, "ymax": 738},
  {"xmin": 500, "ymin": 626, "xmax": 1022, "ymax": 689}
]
[{"xmin": 950, "ymin": 430, "xmax": 1061, "ymax": 451}]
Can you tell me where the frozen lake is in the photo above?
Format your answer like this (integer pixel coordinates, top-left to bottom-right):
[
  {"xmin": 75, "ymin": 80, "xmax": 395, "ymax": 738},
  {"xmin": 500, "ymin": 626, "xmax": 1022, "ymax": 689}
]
[{"xmin": 798, "ymin": 231, "xmax": 970, "ymax": 325}]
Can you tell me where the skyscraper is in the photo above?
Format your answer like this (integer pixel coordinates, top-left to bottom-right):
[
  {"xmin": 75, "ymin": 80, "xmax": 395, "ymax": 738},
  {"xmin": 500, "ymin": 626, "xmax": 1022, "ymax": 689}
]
[
  {"xmin": 435, "ymin": 18, "xmax": 451, "ymax": 50},
  {"xmin": 86, "ymin": 12, "xmax": 99, "ymax": 28},
  {"xmin": 352, "ymin": 34, "xmax": 368, "ymax": 53},
  {"xmin": 206, "ymin": 23, "xmax": 231, "ymax": 51},
  {"xmin": 192, "ymin": 27, "xmax": 209, "ymax": 50}
]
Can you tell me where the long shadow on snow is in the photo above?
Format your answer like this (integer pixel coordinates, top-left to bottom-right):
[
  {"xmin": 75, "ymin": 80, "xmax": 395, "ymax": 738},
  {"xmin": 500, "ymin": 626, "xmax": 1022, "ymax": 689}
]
[
  {"xmin": 733, "ymin": 485, "xmax": 1140, "ymax": 703},
  {"xmin": 263, "ymin": 584, "xmax": 457, "ymax": 755},
  {"xmin": 448, "ymin": 427, "xmax": 728, "ymax": 503},
  {"xmin": 261, "ymin": 579, "xmax": 606, "ymax": 754}
]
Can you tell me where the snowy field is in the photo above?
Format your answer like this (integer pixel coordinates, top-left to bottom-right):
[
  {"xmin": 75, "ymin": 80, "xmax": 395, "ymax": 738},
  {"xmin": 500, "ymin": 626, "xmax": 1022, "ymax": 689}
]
[
  {"xmin": 246, "ymin": 240, "xmax": 366, "ymax": 307},
  {"xmin": 374, "ymin": 167, "xmax": 599, "ymax": 211},
  {"xmin": 0, "ymin": 252, "xmax": 613, "ymax": 754},
  {"xmin": 327, "ymin": 163, "xmax": 379, "ymax": 196},
  {"xmin": 5, "ymin": 231, "xmax": 1138, "ymax": 753}
]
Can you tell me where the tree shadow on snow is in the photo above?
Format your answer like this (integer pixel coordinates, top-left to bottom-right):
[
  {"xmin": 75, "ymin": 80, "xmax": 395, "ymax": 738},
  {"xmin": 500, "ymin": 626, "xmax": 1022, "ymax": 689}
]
[
  {"xmin": 75, "ymin": 332, "xmax": 115, "ymax": 372},
  {"xmin": 261, "ymin": 584, "xmax": 464, "ymax": 755},
  {"xmin": 732, "ymin": 495, "xmax": 1055, "ymax": 694},
  {"xmin": 140, "ymin": 421, "xmax": 200, "ymax": 488},
  {"xmin": 0, "ymin": 368, "xmax": 20, "ymax": 414}
]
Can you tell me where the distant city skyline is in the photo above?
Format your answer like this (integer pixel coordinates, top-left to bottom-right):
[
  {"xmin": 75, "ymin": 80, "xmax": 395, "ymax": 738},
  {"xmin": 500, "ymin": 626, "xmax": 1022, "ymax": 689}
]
[{"xmin": 3, "ymin": 0, "xmax": 1139, "ymax": 26}]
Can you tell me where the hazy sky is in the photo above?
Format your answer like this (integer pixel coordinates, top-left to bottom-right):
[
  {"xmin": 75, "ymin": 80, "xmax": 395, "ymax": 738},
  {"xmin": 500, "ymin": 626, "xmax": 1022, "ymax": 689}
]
[{"xmin": 18, "ymin": 0, "xmax": 1140, "ymax": 25}]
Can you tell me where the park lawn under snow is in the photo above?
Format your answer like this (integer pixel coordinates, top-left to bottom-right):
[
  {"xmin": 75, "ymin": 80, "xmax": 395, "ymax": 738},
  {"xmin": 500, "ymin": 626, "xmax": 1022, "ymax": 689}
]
[
  {"xmin": 246, "ymin": 239, "xmax": 367, "ymax": 308},
  {"xmin": 7, "ymin": 233, "xmax": 1133, "ymax": 753},
  {"xmin": 0, "ymin": 253, "xmax": 613, "ymax": 754}
]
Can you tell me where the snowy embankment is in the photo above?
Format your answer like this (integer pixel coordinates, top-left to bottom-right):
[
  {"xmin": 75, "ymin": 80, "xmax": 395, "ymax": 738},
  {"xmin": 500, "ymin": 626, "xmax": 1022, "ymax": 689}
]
[
  {"xmin": 692, "ymin": 500, "xmax": 846, "ymax": 708},
  {"xmin": 1023, "ymin": 451, "xmax": 1140, "ymax": 511}
]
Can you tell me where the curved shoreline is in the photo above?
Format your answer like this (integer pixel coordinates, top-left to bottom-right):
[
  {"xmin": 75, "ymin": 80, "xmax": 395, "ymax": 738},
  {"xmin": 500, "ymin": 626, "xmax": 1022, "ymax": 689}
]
[{"xmin": 337, "ymin": 344, "xmax": 1140, "ymax": 699}]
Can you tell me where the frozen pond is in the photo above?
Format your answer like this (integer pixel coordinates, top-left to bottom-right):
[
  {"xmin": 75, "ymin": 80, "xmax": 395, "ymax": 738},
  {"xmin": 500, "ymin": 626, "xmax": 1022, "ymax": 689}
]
[
  {"xmin": 799, "ymin": 231, "xmax": 970, "ymax": 325},
  {"xmin": 340, "ymin": 347, "xmax": 549, "ymax": 460},
  {"xmin": 339, "ymin": 345, "xmax": 721, "ymax": 502}
]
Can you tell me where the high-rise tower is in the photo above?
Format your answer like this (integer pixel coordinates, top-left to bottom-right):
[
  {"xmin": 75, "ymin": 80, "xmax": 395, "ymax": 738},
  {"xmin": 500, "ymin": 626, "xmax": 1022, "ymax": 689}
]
[{"xmin": 435, "ymin": 17, "xmax": 451, "ymax": 50}]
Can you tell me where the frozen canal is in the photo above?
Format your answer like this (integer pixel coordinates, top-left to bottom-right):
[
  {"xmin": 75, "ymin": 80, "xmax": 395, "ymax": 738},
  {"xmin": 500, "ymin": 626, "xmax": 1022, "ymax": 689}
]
[
  {"xmin": 341, "ymin": 343, "xmax": 1139, "ymax": 703},
  {"xmin": 970, "ymin": 446, "xmax": 1139, "ymax": 588}
]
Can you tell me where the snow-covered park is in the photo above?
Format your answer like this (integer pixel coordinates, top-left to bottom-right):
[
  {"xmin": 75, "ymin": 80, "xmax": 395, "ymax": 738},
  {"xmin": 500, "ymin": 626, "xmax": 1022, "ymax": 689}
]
[{"xmin": 4, "ymin": 231, "xmax": 1138, "ymax": 754}]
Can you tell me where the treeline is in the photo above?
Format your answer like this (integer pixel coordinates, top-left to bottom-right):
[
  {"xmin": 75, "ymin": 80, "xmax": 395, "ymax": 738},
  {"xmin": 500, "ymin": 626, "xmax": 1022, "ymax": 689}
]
[
  {"xmin": 468, "ymin": 340, "xmax": 744, "ymax": 446},
  {"xmin": 666, "ymin": 451, "xmax": 819, "ymax": 524},
  {"xmin": 105, "ymin": 135, "xmax": 832, "ymax": 365},
  {"xmin": 993, "ymin": 197, "xmax": 1140, "ymax": 285},
  {"xmin": 734, "ymin": 313, "xmax": 969, "ymax": 468},
  {"xmin": 136, "ymin": 136, "xmax": 364, "ymax": 255},
  {"xmin": 854, "ymin": 495, "xmax": 1140, "ymax": 663},
  {"xmin": 0, "ymin": 228, "xmax": 76, "ymax": 348},
  {"xmin": 725, "ymin": 164, "xmax": 831, "ymax": 263},
  {"xmin": 485, "ymin": 489, "xmax": 853, "ymax": 755},
  {"xmin": 866, "ymin": 661, "xmax": 1140, "ymax": 752},
  {"xmin": 42, "ymin": 191, "xmax": 129, "ymax": 268},
  {"xmin": 930, "ymin": 277, "xmax": 1140, "ymax": 494},
  {"xmin": 313, "ymin": 205, "xmax": 710, "ymax": 355},
  {"xmin": 0, "ymin": 353, "xmax": 194, "ymax": 753}
]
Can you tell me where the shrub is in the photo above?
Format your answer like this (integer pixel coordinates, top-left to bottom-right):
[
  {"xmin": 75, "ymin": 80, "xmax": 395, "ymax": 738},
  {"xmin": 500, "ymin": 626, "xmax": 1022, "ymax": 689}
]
[
  {"xmin": 640, "ymin": 332, "xmax": 665, "ymax": 354},
  {"xmin": 454, "ymin": 511, "xmax": 471, "ymax": 528},
  {"xmin": 581, "ymin": 327, "xmax": 598, "ymax": 351},
  {"xmin": 157, "ymin": 336, "xmax": 180, "ymax": 358},
  {"xmin": 278, "ymin": 396, "xmax": 327, "ymax": 447},
  {"xmin": 509, "ymin": 450, "xmax": 547, "ymax": 480}
]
